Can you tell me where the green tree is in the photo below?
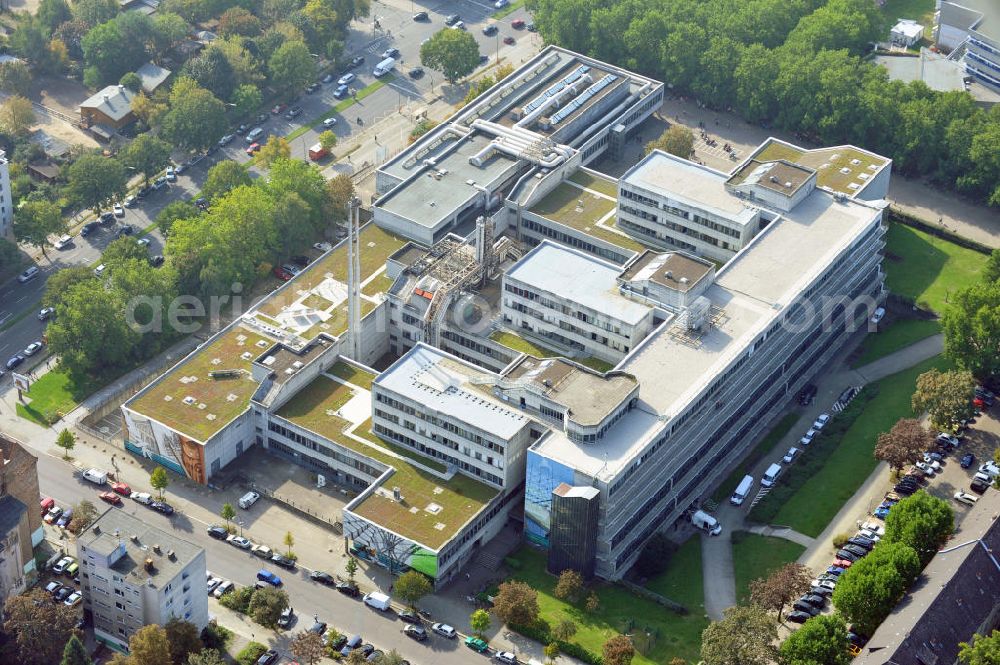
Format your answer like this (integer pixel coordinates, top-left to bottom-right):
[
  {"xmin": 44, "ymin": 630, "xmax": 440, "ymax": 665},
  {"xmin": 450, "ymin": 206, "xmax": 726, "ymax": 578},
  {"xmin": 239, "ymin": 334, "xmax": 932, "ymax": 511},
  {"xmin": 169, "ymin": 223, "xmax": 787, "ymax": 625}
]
[
  {"xmin": 0, "ymin": 61, "xmax": 34, "ymax": 96},
  {"xmin": 182, "ymin": 46, "xmax": 236, "ymax": 100},
  {"xmin": 0, "ymin": 95, "xmax": 36, "ymax": 135},
  {"xmin": 701, "ymin": 605, "xmax": 778, "ymax": 665},
  {"xmin": 552, "ymin": 619, "xmax": 577, "ymax": 641},
  {"xmin": 912, "ymin": 368, "xmax": 977, "ymax": 429},
  {"xmin": 420, "ymin": 28, "xmax": 480, "ymax": 83},
  {"xmin": 42, "ymin": 267, "xmax": 95, "ymax": 310},
  {"xmin": 882, "ymin": 490, "xmax": 954, "ymax": 566},
  {"xmin": 345, "ymin": 555, "xmax": 357, "ymax": 582},
  {"xmin": 9, "ymin": 20, "xmax": 56, "ymax": 71},
  {"xmin": 68, "ymin": 499, "xmax": 97, "ymax": 534},
  {"xmin": 603, "ymin": 634, "xmax": 635, "ymax": 665},
  {"xmin": 60, "ymin": 634, "xmax": 92, "ymax": 665},
  {"xmin": 220, "ymin": 503, "xmax": 236, "ymax": 531},
  {"xmin": 318, "ymin": 130, "xmax": 337, "ymax": 151},
  {"xmin": 544, "ymin": 642, "xmax": 560, "ymax": 665},
  {"xmin": 394, "ymin": 570, "xmax": 431, "ymax": 607},
  {"xmin": 203, "ymin": 160, "xmax": 251, "ymax": 202},
  {"xmin": 874, "ymin": 418, "xmax": 932, "ymax": 473},
  {"xmin": 646, "ymin": 124, "xmax": 695, "ymax": 158},
  {"xmin": 159, "ymin": 77, "xmax": 228, "ymax": 152},
  {"xmin": 122, "ymin": 134, "xmax": 172, "ymax": 184},
  {"xmin": 268, "ymin": 40, "xmax": 315, "ymax": 96},
  {"xmin": 82, "ymin": 16, "xmax": 150, "ymax": 86},
  {"xmin": 779, "ymin": 614, "xmax": 850, "ymax": 665},
  {"xmin": 47, "ymin": 283, "xmax": 138, "ymax": 381},
  {"xmin": 470, "ymin": 608, "xmax": 490, "ymax": 636},
  {"xmin": 234, "ymin": 642, "xmax": 266, "ymax": 665},
  {"xmin": 231, "ymin": 83, "xmax": 262, "ymax": 119},
  {"xmin": 73, "ymin": 0, "xmax": 118, "ymax": 27},
  {"xmin": 155, "ymin": 200, "xmax": 200, "ymax": 237},
  {"xmin": 165, "ymin": 618, "xmax": 203, "ymax": 665},
  {"xmin": 554, "ymin": 569, "xmax": 584, "ymax": 603},
  {"xmin": 959, "ymin": 630, "xmax": 1000, "ymax": 665},
  {"xmin": 119, "ymin": 72, "xmax": 142, "ymax": 93},
  {"xmin": 67, "ymin": 154, "xmax": 127, "ymax": 212},
  {"xmin": 219, "ymin": 7, "xmax": 261, "ymax": 37},
  {"xmin": 151, "ymin": 12, "xmax": 190, "ymax": 54},
  {"xmin": 492, "ymin": 580, "xmax": 539, "ymax": 627},
  {"xmin": 38, "ymin": 0, "xmax": 73, "ymax": 32},
  {"xmin": 256, "ymin": 136, "xmax": 291, "ymax": 167},
  {"xmin": 4, "ymin": 589, "xmax": 79, "ymax": 665},
  {"xmin": 283, "ymin": 530, "xmax": 294, "ymax": 556},
  {"xmin": 248, "ymin": 586, "xmax": 289, "ymax": 628},
  {"xmin": 326, "ymin": 172, "xmax": 354, "ymax": 220},
  {"xmin": 14, "ymin": 200, "xmax": 65, "ymax": 259},
  {"xmin": 585, "ymin": 590, "xmax": 600, "ymax": 613},
  {"xmin": 150, "ymin": 466, "xmax": 169, "ymax": 499},
  {"xmin": 186, "ymin": 650, "xmax": 226, "ymax": 665},
  {"xmin": 289, "ymin": 630, "xmax": 325, "ymax": 665},
  {"xmin": 132, "ymin": 91, "xmax": 168, "ymax": 126},
  {"xmin": 832, "ymin": 542, "xmax": 919, "ymax": 635},
  {"xmin": 56, "ymin": 429, "xmax": 76, "ymax": 459},
  {"xmin": 983, "ymin": 249, "xmax": 1000, "ymax": 284}
]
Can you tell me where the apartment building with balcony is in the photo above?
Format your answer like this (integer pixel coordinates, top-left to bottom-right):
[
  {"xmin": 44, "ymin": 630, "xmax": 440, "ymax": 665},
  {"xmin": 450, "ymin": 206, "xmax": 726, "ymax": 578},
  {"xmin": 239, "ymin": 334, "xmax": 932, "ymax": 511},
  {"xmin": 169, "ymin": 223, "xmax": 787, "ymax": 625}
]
[{"xmin": 77, "ymin": 509, "xmax": 207, "ymax": 653}]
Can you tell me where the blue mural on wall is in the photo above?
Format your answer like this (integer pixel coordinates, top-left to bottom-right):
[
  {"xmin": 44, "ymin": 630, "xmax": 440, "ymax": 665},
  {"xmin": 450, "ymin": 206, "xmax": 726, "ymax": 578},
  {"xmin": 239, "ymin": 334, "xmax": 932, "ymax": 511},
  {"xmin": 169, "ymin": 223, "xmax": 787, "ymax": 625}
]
[{"xmin": 524, "ymin": 450, "xmax": 575, "ymax": 548}]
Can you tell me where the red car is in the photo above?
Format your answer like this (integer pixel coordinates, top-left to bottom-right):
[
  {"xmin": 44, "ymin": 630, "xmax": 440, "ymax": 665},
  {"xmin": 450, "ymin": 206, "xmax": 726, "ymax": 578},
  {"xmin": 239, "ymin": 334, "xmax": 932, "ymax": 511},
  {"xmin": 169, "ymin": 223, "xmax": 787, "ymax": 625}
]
[
  {"xmin": 246, "ymin": 143, "xmax": 261, "ymax": 155},
  {"xmin": 111, "ymin": 481, "xmax": 131, "ymax": 496},
  {"xmin": 832, "ymin": 558, "xmax": 853, "ymax": 568},
  {"xmin": 973, "ymin": 397, "xmax": 985, "ymax": 409},
  {"xmin": 41, "ymin": 497, "xmax": 55, "ymax": 516},
  {"xmin": 271, "ymin": 103, "xmax": 287, "ymax": 114},
  {"xmin": 503, "ymin": 36, "xmax": 515, "ymax": 45},
  {"xmin": 273, "ymin": 266, "xmax": 292, "ymax": 281},
  {"xmin": 99, "ymin": 491, "xmax": 122, "ymax": 505},
  {"xmin": 511, "ymin": 18, "xmax": 525, "ymax": 28}
]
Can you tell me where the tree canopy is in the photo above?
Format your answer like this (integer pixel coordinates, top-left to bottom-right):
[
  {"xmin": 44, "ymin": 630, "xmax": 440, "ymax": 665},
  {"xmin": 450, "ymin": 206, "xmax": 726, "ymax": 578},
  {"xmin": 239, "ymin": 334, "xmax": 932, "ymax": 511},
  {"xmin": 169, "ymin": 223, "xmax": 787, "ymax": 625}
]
[
  {"xmin": 66, "ymin": 153, "xmax": 127, "ymax": 211},
  {"xmin": 159, "ymin": 77, "xmax": 228, "ymax": 152},
  {"xmin": 912, "ymin": 369, "xmax": 977, "ymax": 430},
  {"xmin": 701, "ymin": 604, "xmax": 778, "ymax": 665},
  {"xmin": 420, "ymin": 28, "xmax": 480, "ymax": 83},
  {"xmin": 831, "ymin": 541, "xmax": 919, "ymax": 635},
  {"xmin": 14, "ymin": 200, "xmax": 66, "ymax": 257},
  {"xmin": 959, "ymin": 630, "xmax": 1000, "ymax": 665},
  {"xmin": 4, "ymin": 589, "xmax": 79, "ymax": 665},
  {"xmin": 779, "ymin": 614, "xmax": 850, "ymax": 665},
  {"xmin": 874, "ymin": 418, "xmax": 932, "ymax": 472},
  {"xmin": 646, "ymin": 125, "xmax": 695, "ymax": 158},
  {"xmin": 492, "ymin": 580, "xmax": 539, "ymax": 627},
  {"xmin": 882, "ymin": 490, "xmax": 954, "ymax": 566},
  {"xmin": 942, "ymin": 280, "xmax": 1000, "ymax": 382}
]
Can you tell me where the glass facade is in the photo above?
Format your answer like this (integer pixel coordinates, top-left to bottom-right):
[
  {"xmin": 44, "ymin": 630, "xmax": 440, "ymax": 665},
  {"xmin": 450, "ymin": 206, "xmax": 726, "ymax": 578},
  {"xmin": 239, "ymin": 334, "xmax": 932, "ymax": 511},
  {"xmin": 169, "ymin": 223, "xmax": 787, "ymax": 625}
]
[{"xmin": 524, "ymin": 450, "xmax": 576, "ymax": 547}]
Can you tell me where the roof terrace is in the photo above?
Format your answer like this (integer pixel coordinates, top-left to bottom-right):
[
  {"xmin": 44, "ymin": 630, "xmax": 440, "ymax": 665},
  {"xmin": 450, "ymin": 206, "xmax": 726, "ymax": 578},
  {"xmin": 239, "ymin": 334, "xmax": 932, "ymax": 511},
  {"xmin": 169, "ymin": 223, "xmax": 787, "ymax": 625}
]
[
  {"xmin": 528, "ymin": 180, "xmax": 650, "ymax": 254},
  {"xmin": 751, "ymin": 139, "xmax": 889, "ymax": 196}
]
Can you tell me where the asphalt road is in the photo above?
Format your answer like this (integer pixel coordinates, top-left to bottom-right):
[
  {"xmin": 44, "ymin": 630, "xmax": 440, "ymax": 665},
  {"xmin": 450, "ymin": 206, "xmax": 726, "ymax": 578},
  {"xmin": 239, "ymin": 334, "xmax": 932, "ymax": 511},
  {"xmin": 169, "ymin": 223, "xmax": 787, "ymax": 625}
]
[
  {"xmin": 37, "ymin": 452, "xmax": 500, "ymax": 665},
  {"xmin": 0, "ymin": 0, "xmax": 533, "ymax": 381}
]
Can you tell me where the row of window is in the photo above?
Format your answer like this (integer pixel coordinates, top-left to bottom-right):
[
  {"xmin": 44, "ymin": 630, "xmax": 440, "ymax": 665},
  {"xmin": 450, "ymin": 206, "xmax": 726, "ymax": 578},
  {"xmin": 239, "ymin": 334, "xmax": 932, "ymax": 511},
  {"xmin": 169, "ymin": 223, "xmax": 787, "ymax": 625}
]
[
  {"xmin": 620, "ymin": 188, "xmax": 742, "ymax": 239},
  {"xmin": 617, "ymin": 218, "xmax": 699, "ymax": 253},
  {"xmin": 438, "ymin": 484, "xmax": 522, "ymax": 566},
  {"xmin": 374, "ymin": 421, "xmax": 505, "ymax": 486},
  {"xmin": 267, "ymin": 438, "xmax": 371, "ymax": 488},
  {"xmin": 267, "ymin": 420, "xmax": 383, "ymax": 477},
  {"xmin": 521, "ymin": 218, "xmax": 632, "ymax": 264},
  {"xmin": 375, "ymin": 391, "xmax": 508, "ymax": 451}
]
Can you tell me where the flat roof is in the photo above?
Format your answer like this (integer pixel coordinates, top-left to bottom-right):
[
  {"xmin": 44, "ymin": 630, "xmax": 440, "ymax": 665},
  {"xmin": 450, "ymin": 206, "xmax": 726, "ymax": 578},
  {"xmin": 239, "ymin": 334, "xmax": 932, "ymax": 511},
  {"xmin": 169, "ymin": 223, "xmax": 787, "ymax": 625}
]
[
  {"xmin": 378, "ymin": 132, "xmax": 522, "ymax": 231},
  {"xmin": 504, "ymin": 355, "xmax": 638, "ymax": 427},
  {"xmin": 127, "ymin": 223, "xmax": 406, "ymax": 443},
  {"xmin": 621, "ymin": 250, "xmax": 715, "ymax": 293},
  {"xmin": 79, "ymin": 508, "xmax": 202, "ymax": 586},
  {"xmin": 375, "ymin": 344, "xmax": 531, "ymax": 440},
  {"xmin": 751, "ymin": 139, "xmax": 890, "ymax": 197},
  {"xmin": 506, "ymin": 241, "xmax": 651, "ymax": 325},
  {"xmin": 940, "ymin": 0, "xmax": 997, "ymax": 41},
  {"xmin": 622, "ymin": 151, "xmax": 759, "ymax": 225},
  {"xmin": 277, "ymin": 373, "xmax": 497, "ymax": 549},
  {"xmin": 127, "ymin": 325, "xmax": 271, "ymax": 442},
  {"xmin": 528, "ymin": 180, "xmax": 650, "ymax": 254},
  {"xmin": 532, "ymin": 184, "xmax": 882, "ymax": 480},
  {"xmin": 727, "ymin": 159, "xmax": 814, "ymax": 198}
]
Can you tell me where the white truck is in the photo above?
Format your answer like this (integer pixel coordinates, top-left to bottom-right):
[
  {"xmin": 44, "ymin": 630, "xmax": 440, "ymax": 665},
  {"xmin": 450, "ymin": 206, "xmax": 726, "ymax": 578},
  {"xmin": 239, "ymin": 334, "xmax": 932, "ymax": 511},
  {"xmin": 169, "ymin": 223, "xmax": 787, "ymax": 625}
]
[
  {"xmin": 730, "ymin": 474, "xmax": 754, "ymax": 506},
  {"xmin": 363, "ymin": 591, "xmax": 392, "ymax": 611},
  {"xmin": 690, "ymin": 510, "xmax": 722, "ymax": 536},
  {"xmin": 373, "ymin": 57, "xmax": 396, "ymax": 77},
  {"xmin": 82, "ymin": 468, "xmax": 108, "ymax": 485}
]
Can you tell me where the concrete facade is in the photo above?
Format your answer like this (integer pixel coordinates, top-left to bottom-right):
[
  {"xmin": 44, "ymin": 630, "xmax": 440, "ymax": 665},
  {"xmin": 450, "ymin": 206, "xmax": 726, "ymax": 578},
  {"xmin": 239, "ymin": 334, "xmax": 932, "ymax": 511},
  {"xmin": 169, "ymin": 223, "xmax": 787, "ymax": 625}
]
[
  {"xmin": 77, "ymin": 509, "xmax": 207, "ymax": 652},
  {"xmin": 0, "ymin": 435, "xmax": 42, "ymax": 602},
  {"xmin": 0, "ymin": 151, "xmax": 12, "ymax": 240}
]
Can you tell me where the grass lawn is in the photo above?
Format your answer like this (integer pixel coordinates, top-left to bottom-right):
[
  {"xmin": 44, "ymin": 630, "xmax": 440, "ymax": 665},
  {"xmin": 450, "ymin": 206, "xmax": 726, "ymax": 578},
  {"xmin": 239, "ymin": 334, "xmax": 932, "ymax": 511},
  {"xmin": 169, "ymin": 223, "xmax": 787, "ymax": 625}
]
[
  {"xmin": 510, "ymin": 542, "xmax": 707, "ymax": 665},
  {"xmin": 328, "ymin": 360, "xmax": 376, "ymax": 390},
  {"xmin": 15, "ymin": 366, "xmax": 102, "ymax": 426},
  {"xmin": 568, "ymin": 170, "xmax": 619, "ymax": 198},
  {"xmin": 850, "ymin": 318, "xmax": 941, "ymax": 368},
  {"xmin": 710, "ymin": 412, "xmax": 800, "ymax": 504},
  {"xmin": 750, "ymin": 355, "xmax": 953, "ymax": 536},
  {"xmin": 884, "ymin": 223, "xmax": 988, "ymax": 313},
  {"xmin": 493, "ymin": 0, "xmax": 525, "ymax": 19},
  {"xmin": 490, "ymin": 331, "xmax": 615, "ymax": 372},
  {"xmin": 731, "ymin": 532, "xmax": 805, "ymax": 604}
]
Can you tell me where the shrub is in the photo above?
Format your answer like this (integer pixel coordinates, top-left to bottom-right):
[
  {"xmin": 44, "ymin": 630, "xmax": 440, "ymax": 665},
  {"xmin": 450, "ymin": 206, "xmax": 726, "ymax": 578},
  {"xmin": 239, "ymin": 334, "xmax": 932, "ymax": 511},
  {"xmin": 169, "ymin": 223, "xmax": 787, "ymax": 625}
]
[
  {"xmin": 235, "ymin": 642, "xmax": 266, "ymax": 665},
  {"xmin": 201, "ymin": 621, "xmax": 232, "ymax": 650},
  {"xmin": 219, "ymin": 585, "xmax": 254, "ymax": 614},
  {"xmin": 832, "ymin": 532, "xmax": 853, "ymax": 549}
]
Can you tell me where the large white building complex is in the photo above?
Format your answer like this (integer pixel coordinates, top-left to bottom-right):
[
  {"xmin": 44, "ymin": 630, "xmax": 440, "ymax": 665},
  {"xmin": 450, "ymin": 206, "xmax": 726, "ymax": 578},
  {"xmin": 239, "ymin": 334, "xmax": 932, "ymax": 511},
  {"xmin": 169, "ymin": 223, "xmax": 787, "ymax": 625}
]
[
  {"xmin": 935, "ymin": 0, "xmax": 1000, "ymax": 93},
  {"xmin": 123, "ymin": 45, "xmax": 891, "ymax": 584},
  {"xmin": 77, "ymin": 509, "xmax": 207, "ymax": 652}
]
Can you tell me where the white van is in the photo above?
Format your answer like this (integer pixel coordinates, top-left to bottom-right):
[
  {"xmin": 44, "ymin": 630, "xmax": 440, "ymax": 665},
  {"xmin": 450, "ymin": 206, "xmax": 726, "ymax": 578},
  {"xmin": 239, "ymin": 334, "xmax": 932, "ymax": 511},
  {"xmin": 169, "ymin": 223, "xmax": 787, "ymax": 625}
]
[
  {"xmin": 690, "ymin": 510, "xmax": 722, "ymax": 536},
  {"xmin": 373, "ymin": 57, "xmax": 395, "ymax": 77},
  {"xmin": 363, "ymin": 591, "xmax": 391, "ymax": 611},
  {"xmin": 245, "ymin": 127, "xmax": 264, "ymax": 143},
  {"xmin": 82, "ymin": 468, "xmax": 108, "ymax": 485},
  {"xmin": 730, "ymin": 475, "xmax": 754, "ymax": 506},
  {"xmin": 761, "ymin": 463, "xmax": 782, "ymax": 488},
  {"xmin": 238, "ymin": 491, "xmax": 260, "ymax": 509}
]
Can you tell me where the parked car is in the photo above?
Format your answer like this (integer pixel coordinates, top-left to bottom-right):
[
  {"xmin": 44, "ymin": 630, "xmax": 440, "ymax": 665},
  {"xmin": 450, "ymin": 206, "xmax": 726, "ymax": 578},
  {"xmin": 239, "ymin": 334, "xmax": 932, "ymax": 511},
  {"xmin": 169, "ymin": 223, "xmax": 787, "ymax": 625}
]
[
  {"xmin": 273, "ymin": 266, "xmax": 292, "ymax": 281},
  {"xmin": 334, "ymin": 84, "xmax": 349, "ymax": 99},
  {"xmin": 444, "ymin": 14, "xmax": 460, "ymax": 25},
  {"xmin": 252, "ymin": 544, "xmax": 273, "ymax": 559},
  {"xmin": 503, "ymin": 36, "xmax": 516, "ymax": 45},
  {"xmin": 351, "ymin": 56, "xmax": 365, "ymax": 67},
  {"xmin": 284, "ymin": 106, "xmax": 303, "ymax": 119},
  {"xmin": 54, "ymin": 586, "xmax": 73, "ymax": 602},
  {"xmin": 338, "ymin": 73, "xmax": 356, "ymax": 86},
  {"xmin": 52, "ymin": 556, "xmax": 74, "ymax": 574},
  {"xmin": 787, "ymin": 611, "xmax": 812, "ymax": 624},
  {"xmin": 256, "ymin": 569, "xmax": 282, "ymax": 586},
  {"xmin": 323, "ymin": 117, "xmax": 338, "ymax": 128},
  {"xmin": 782, "ymin": 447, "xmax": 800, "ymax": 464},
  {"xmin": 310, "ymin": 570, "xmax": 335, "ymax": 585},
  {"xmin": 413, "ymin": 11, "xmax": 428, "ymax": 20},
  {"xmin": 960, "ymin": 453, "xmax": 976, "ymax": 468},
  {"xmin": 870, "ymin": 307, "xmax": 885, "ymax": 325},
  {"xmin": 64, "ymin": 592, "xmax": 82, "ymax": 607},
  {"xmin": 111, "ymin": 481, "xmax": 131, "ymax": 496},
  {"xmin": 954, "ymin": 490, "xmax": 979, "ymax": 506},
  {"xmin": 336, "ymin": 581, "xmax": 360, "ymax": 597},
  {"xmin": 228, "ymin": 535, "xmax": 252, "ymax": 549},
  {"xmin": 495, "ymin": 652, "xmax": 518, "ymax": 665},
  {"xmin": 81, "ymin": 222, "xmax": 100, "ymax": 236},
  {"xmin": 309, "ymin": 621, "xmax": 328, "ymax": 636},
  {"xmin": 213, "ymin": 581, "xmax": 234, "ymax": 598},
  {"xmin": 270, "ymin": 554, "xmax": 296, "ymax": 569},
  {"xmin": 256, "ymin": 649, "xmax": 279, "ymax": 665},
  {"xmin": 914, "ymin": 461, "xmax": 937, "ymax": 476},
  {"xmin": 398, "ymin": 609, "xmax": 421, "ymax": 624},
  {"xmin": 842, "ymin": 544, "xmax": 868, "ymax": 558},
  {"xmin": 277, "ymin": 606, "xmax": 295, "ymax": 629},
  {"xmin": 792, "ymin": 600, "xmax": 820, "ymax": 616},
  {"xmin": 207, "ymin": 526, "xmax": 228, "ymax": 539},
  {"xmin": 219, "ymin": 133, "xmax": 235, "ymax": 146},
  {"xmin": 799, "ymin": 429, "xmax": 817, "ymax": 446},
  {"xmin": 131, "ymin": 492, "xmax": 153, "ymax": 505},
  {"xmin": 165, "ymin": 167, "xmax": 176, "ymax": 182},
  {"xmin": 23, "ymin": 341, "xmax": 43, "ymax": 356},
  {"xmin": 54, "ymin": 234, "xmax": 73, "ymax": 250},
  {"xmin": 99, "ymin": 491, "xmax": 122, "ymax": 505},
  {"xmin": 847, "ymin": 536, "xmax": 874, "ymax": 550},
  {"xmin": 971, "ymin": 476, "xmax": 991, "ymax": 493},
  {"xmin": 305, "ymin": 82, "xmax": 320, "ymax": 94},
  {"xmin": 150, "ymin": 501, "xmax": 174, "ymax": 515},
  {"xmin": 207, "ymin": 577, "xmax": 222, "ymax": 594},
  {"xmin": 246, "ymin": 143, "xmax": 261, "ymax": 155},
  {"xmin": 5, "ymin": 355, "xmax": 24, "ymax": 370},
  {"xmin": 340, "ymin": 635, "xmax": 362, "ymax": 656},
  {"xmin": 83, "ymin": 468, "xmax": 108, "ymax": 485},
  {"xmin": 409, "ymin": 67, "xmax": 424, "ymax": 79},
  {"xmin": 431, "ymin": 623, "xmax": 458, "ymax": 640},
  {"xmin": 404, "ymin": 624, "xmax": 427, "ymax": 641},
  {"xmin": 813, "ymin": 413, "xmax": 831, "ymax": 430},
  {"xmin": 921, "ymin": 454, "xmax": 942, "ymax": 470},
  {"xmin": 512, "ymin": 18, "xmax": 525, "ymax": 29},
  {"xmin": 465, "ymin": 636, "xmax": 489, "ymax": 653},
  {"xmin": 483, "ymin": 24, "xmax": 498, "ymax": 36},
  {"xmin": 382, "ymin": 48, "xmax": 400, "ymax": 59},
  {"xmin": 272, "ymin": 104, "xmax": 287, "ymax": 114}
]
